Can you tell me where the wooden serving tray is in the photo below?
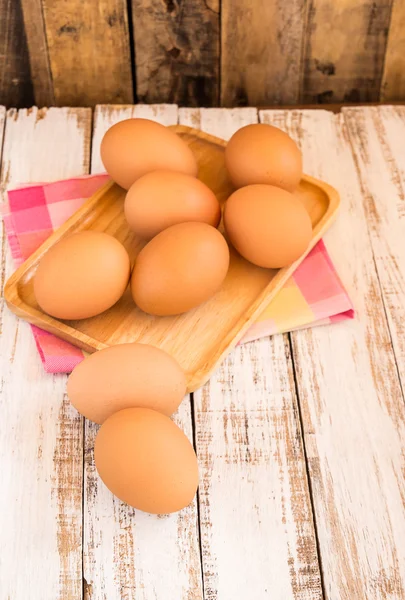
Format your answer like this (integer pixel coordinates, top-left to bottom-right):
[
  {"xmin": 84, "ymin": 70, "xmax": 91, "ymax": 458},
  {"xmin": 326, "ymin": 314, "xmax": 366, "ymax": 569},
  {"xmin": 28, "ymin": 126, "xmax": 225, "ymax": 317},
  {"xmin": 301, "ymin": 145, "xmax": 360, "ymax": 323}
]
[{"xmin": 4, "ymin": 125, "xmax": 340, "ymax": 391}]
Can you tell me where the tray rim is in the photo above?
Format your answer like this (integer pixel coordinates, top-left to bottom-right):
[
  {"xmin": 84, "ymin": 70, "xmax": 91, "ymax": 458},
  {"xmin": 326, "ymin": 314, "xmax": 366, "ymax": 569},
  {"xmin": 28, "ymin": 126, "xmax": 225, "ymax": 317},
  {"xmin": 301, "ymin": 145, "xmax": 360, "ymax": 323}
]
[{"xmin": 4, "ymin": 125, "xmax": 340, "ymax": 391}]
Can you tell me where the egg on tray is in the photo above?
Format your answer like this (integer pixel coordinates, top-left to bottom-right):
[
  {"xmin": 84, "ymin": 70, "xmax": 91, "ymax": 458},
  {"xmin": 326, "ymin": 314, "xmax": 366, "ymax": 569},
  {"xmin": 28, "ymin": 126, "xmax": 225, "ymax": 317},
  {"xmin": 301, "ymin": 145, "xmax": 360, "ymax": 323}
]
[
  {"xmin": 100, "ymin": 118, "xmax": 198, "ymax": 190},
  {"xmin": 131, "ymin": 221, "xmax": 230, "ymax": 316},
  {"xmin": 34, "ymin": 231, "xmax": 130, "ymax": 320},
  {"xmin": 224, "ymin": 184, "xmax": 312, "ymax": 269},
  {"xmin": 124, "ymin": 170, "xmax": 221, "ymax": 239},
  {"xmin": 225, "ymin": 123, "xmax": 303, "ymax": 192}
]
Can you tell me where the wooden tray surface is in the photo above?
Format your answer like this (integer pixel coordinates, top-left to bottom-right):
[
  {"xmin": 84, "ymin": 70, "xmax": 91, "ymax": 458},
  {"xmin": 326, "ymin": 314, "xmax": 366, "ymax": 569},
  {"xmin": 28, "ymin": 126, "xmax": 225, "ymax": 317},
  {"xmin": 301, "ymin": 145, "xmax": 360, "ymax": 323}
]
[{"xmin": 4, "ymin": 125, "xmax": 340, "ymax": 391}]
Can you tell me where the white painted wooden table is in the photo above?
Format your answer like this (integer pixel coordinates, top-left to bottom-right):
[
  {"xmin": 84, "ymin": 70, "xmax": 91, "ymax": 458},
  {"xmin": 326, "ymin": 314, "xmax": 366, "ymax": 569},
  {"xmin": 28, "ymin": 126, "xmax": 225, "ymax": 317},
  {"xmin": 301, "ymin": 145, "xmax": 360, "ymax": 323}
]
[{"xmin": 1, "ymin": 104, "xmax": 405, "ymax": 600}]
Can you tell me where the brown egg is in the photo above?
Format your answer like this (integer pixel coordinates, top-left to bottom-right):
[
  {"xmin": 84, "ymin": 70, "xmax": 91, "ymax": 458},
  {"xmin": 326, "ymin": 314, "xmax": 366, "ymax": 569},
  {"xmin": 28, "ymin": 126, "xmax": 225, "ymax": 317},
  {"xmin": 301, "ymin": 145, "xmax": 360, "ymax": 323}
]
[
  {"xmin": 67, "ymin": 343, "xmax": 186, "ymax": 424},
  {"xmin": 225, "ymin": 123, "xmax": 303, "ymax": 192},
  {"xmin": 124, "ymin": 170, "xmax": 221, "ymax": 239},
  {"xmin": 131, "ymin": 222, "xmax": 230, "ymax": 316},
  {"xmin": 100, "ymin": 118, "xmax": 198, "ymax": 190},
  {"xmin": 224, "ymin": 185, "xmax": 312, "ymax": 268},
  {"xmin": 34, "ymin": 231, "xmax": 130, "ymax": 320},
  {"xmin": 94, "ymin": 408, "xmax": 199, "ymax": 514}
]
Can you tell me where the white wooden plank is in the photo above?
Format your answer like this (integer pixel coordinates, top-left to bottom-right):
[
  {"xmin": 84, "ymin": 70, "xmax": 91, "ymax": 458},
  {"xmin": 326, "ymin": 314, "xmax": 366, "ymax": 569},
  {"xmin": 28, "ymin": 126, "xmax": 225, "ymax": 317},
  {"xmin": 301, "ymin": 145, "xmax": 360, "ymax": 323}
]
[
  {"xmin": 84, "ymin": 104, "xmax": 203, "ymax": 600},
  {"xmin": 0, "ymin": 107, "xmax": 91, "ymax": 599},
  {"xmin": 260, "ymin": 108, "xmax": 405, "ymax": 599},
  {"xmin": 343, "ymin": 105, "xmax": 405, "ymax": 390},
  {"xmin": 197, "ymin": 107, "xmax": 259, "ymax": 140},
  {"xmin": 179, "ymin": 107, "xmax": 323, "ymax": 600},
  {"xmin": 178, "ymin": 107, "xmax": 201, "ymax": 130}
]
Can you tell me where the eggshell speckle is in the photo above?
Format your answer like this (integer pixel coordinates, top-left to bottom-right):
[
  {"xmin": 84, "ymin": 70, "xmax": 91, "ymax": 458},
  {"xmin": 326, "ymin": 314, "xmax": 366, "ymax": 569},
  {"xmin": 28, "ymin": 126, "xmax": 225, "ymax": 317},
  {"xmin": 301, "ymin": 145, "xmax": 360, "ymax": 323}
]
[
  {"xmin": 34, "ymin": 231, "xmax": 130, "ymax": 320},
  {"xmin": 67, "ymin": 343, "xmax": 186, "ymax": 424},
  {"xmin": 131, "ymin": 222, "xmax": 230, "ymax": 316},
  {"xmin": 94, "ymin": 408, "xmax": 199, "ymax": 514},
  {"xmin": 124, "ymin": 170, "xmax": 221, "ymax": 239},
  {"xmin": 225, "ymin": 123, "xmax": 303, "ymax": 192},
  {"xmin": 100, "ymin": 118, "xmax": 198, "ymax": 190},
  {"xmin": 224, "ymin": 184, "xmax": 312, "ymax": 268}
]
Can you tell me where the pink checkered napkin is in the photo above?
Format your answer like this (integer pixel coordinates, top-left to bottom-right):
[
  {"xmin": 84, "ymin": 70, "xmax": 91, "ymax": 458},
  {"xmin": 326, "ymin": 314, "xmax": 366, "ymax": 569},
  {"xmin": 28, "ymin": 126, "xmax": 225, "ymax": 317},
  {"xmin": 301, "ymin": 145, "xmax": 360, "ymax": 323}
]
[
  {"xmin": 2, "ymin": 175, "xmax": 110, "ymax": 372},
  {"xmin": 2, "ymin": 174, "xmax": 354, "ymax": 373}
]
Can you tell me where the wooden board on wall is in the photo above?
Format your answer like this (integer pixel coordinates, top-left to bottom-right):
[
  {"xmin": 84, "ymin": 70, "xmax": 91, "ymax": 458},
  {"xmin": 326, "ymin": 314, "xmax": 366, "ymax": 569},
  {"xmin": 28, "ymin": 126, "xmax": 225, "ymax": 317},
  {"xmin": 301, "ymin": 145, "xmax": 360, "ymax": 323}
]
[
  {"xmin": 0, "ymin": 0, "xmax": 34, "ymax": 108},
  {"xmin": 380, "ymin": 0, "xmax": 405, "ymax": 101},
  {"xmin": 131, "ymin": 0, "xmax": 219, "ymax": 107},
  {"xmin": 20, "ymin": 0, "xmax": 54, "ymax": 106},
  {"xmin": 302, "ymin": 0, "xmax": 393, "ymax": 103},
  {"xmin": 220, "ymin": 0, "xmax": 307, "ymax": 107},
  {"xmin": 41, "ymin": 0, "xmax": 133, "ymax": 106}
]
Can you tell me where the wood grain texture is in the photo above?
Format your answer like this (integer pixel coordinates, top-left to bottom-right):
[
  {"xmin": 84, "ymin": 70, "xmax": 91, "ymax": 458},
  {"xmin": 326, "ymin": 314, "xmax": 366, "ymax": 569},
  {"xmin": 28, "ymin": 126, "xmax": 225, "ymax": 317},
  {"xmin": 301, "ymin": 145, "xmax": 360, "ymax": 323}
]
[
  {"xmin": 20, "ymin": 0, "xmax": 54, "ymax": 106},
  {"xmin": 0, "ymin": 0, "xmax": 34, "ymax": 108},
  {"xmin": 381, "ymin": 1, "xmax": 405, "ymax": 101},
  {"xmin": 302, "ymin": 0, "xmax": 393, "ymax": 103},
  {"xmin": 41, "ymin": 0, "xmax": 133, "ymax": 106},
  {"xmin": 179, "ymin": 107, "xmax": 323, "ymax": 600},
  {"xmin": 343, "ymin": 105, "xmax": 405, "ymax": 401},
  {"xmin": 220, "ymin": 0, "xmax": 307, "ymax": 107},
  {"xmin": 83, "ymin": 103, "xmax": 203, "ymax": 600},
  {"xmin": 0, "ymin": 107, "xmax": 91, "ymax": 599},
  {"xmin": 260, "ymin": 108, "xmax": 405, "ymax": 598},
  {"xmin": 131, "ymin": 0, "xmax": 219, "ymax": 107}
]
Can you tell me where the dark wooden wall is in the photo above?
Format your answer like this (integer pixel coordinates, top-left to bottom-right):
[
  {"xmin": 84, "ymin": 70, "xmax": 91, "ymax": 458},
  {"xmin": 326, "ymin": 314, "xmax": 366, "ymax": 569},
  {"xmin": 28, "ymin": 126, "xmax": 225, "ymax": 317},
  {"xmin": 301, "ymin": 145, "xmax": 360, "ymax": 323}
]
[{"xmin": 1, "ymin": 0, "xmax": 405, "ymax": 109}]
